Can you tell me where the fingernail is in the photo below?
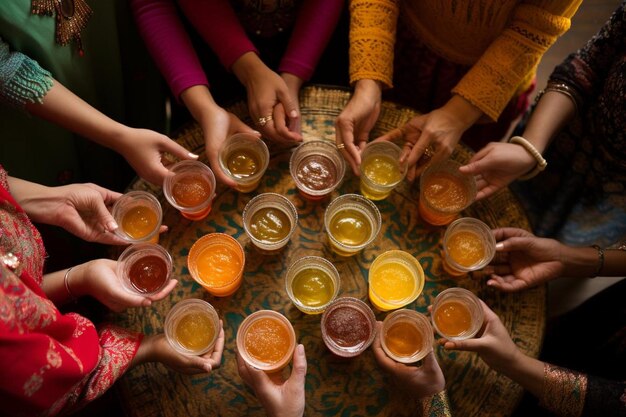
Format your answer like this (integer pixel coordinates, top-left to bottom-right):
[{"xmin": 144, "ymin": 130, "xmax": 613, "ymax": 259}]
[
  {"xmin": 297, "ymin": 344, "xmax": 305, "ymax": 354},
  {"xmin": 495, "ymin": 242, "xmax": 504, "ymax": 250},
  {"xmin": 107, "ymin": 221, "xmax": 118, "ymax": 231},
  {"xmin": 486, "ymin": 280, "xmax": 494, "ymax": 286},
  {"xmin": 252, "ymin": 130, "xmax": 261, "ymax": 136},
  {"xmin": 188, "ymin": 152, "xmax": 199, "ymax": 159},
  {"xmin": 290, "ymin": 110, "xmax": 298, "ymax": 118},
  {"xmin": 205, "ymin": 364, "xmax": 212, "ymax": 373}
]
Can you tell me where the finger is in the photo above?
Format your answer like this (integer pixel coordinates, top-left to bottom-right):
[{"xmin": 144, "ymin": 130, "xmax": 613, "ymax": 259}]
[
  {"xmin": 161, "ymin": 135, "xmax": 200, "ymax": 161},
  {"xmin": 158, "ymin": 225, "xmax": 169, "ymax": 235},
  {"xmin": 273, "ymin": 103, "xmax": 302, "ymax": 143},
  {"xmin": 486, "ymin": 274, "xmax": 528, "ymax": 292},
  {"xmin": 420, "ymin": 351, "xmax": 439, "ymax": 373},
  {"xmin": 372, "ymin": 322, "xmax": 397, "ymax": 373},
  {"xmin": 236, "ymin": 350, "xmax": 252, "ymax": 385},
  {"xmin": 288, "ymin": 344, "xmax": 307, "ymax": 385},
  {"xmin": 88, "ymin": 183, "xmax": 123, "ymax": 207},
  {"xmin": 207, "ymin": 325, "xmax": 226, "ymax": 368},
  {"xmin": 208, "ymin": 153, "xmax": 238, "ymax": 188},
  {"xmin": 475, "ymin": 185, "xmax": 500, "ymax": 201},
  {"xmin": 495, "ymin": 236, "xmax": 534, "ymax": 253},
  {"xmin": 277, "ymin": 88, "xmax": 298, "ymax": 120},
  {"xmin": 375, "ymin": 127, "xmax": 404, "ymax": 143},
  {"xmin": 148, "ymin": 279, "xmax": 178, "ymax": 302},
  {"xmin": 443, "ymin": 338, "xmax": 483, "ymax": 352},
  {"xmin": 89, "ymin": 193, "xmax": 119, "ymax": 233},
  {"xmin": 491, "ymin": 228, "xmax": 533, "ymax": 243},
  {"xmin": 335, "ymin": 118, "xmax": 361, "ymax": 176},
  {"xmin": 458, "ymin": 147, "xmax": 491, "ymax": 175}
]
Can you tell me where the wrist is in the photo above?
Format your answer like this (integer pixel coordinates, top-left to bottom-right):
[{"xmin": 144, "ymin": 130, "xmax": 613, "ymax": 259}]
[
  {"xmin": 444, "ymin": 95, "xmax": 483, "ymax": 129},
  {"xmin": 354, "ymin": 79, "xmax": 382, "ymax": 98},
  {"xmin": 131, "ymin": 334, "xmax": 158, "ymax": 368},
  {"xmin": 232, "ymin": 52, "xmax": 266, "ymax": 86},
  {"xmin": 69, "ymin": 261, "xmax": 93, "ymax": 298},
  {"xmin": 281, "ymin": 72, "xmax": 304, "ymax": 92},
  {"xmin": 561, "ymin": 245, "xmax": 601, "ymax": 278}
]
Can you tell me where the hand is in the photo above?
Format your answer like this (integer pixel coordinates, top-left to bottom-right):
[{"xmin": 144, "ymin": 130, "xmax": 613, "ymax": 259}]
[
  {"xmin": 234, "ymin": 52, "xmax": 301, "ymax": 144},
  {"xmin": 336, "ymin": 79, "xmax": 382, "ymax": 175},
  {"xmin": 116, "ymin": 127, "xmax": 199, "ymax": 186},
  {"xmin": 135, "ymin": 327, "xmax": 225, "ymax": 374},
  {"xmin": 459, "ymin": 142, "xmax": 536, "ymax": 200},
  {"xmin": 441, "ymin": 300, "xmax": 521, "ymax": 374},
  {"xmin": 236, "ymin": 344, "xmax": 307, "ymax": 417},
  {"xmin": 200, "ymin": 106, "xmax": 261, "ymax": 187},
  {"xmin": 18, "ymin": 182, "xmax": 128, "ymax": 245},
  {"xmin": 70, "ymin": 259, "xmax": 177, "ymax": 312},
  {"xmin": 372, "ymin": 322, "xmax": 445, "ymax": 398},
  {"xmin": 484, "ymin": 228, "xmax": 566, "ymax": 292}
]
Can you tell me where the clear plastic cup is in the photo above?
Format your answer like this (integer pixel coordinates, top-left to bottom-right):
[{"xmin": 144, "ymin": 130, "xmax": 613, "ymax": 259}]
[
  {"xmin": 116, "ymin": 243, "xmax": 172, "ymax": 296},
  {"xmin": 163, "ymin": 160, "xmax": 216, "ymax": 221},
  {"xmin": 236, "ymin": 310, "xmax": 296, "ymax": 372},
  {"xmin": 187, "ymin": 233, "xmax": 245, "ymax": 297},
  {"xmin": 368, "ymin": 250, "xmax": 424, "ymax": 311},
  {"xmin": 289, "ymin": 140, "xmax": 345, "ymax": 201},
  {"xmin": 321, "ymin": 297, "xmax": 377, "ymax": 357},
  {"xmin": 381, "ymin": 309, "xmax": 434, "ymax": 363},
  {"xmin": 359, "ymin": 141, "xmax": 407, "ymax": 201},
  {"xmin": 218, "ymin": 133, "xmax": 270, "ymax": 193},
  {"xmin": 442, "ymin": 217, "xmax": 496, "ymax": 276},
  {"xmin": 242, "ymin": 193, "xmax": 298, "ymax": 253},
  {"xmin": 112, "ymin": 191, "xmax": 162, "ymax": 243},
  {"xmin": 418, "ymin": 160, "xmax": 476, "ymax": 226},
  {"xmin": 164, "ymin": 299, "xmax": 221, "ymax": 356},
  {"xmin": 285, "ymin": 256, "xmax": 341, "ymax": 314},
  {"xmin": 323, "ymin": 194, "xmax": 381, "ymax": 257},
  {"xmin": 431, "ymin": 287, "xmax": 484, "ymax": 341}
]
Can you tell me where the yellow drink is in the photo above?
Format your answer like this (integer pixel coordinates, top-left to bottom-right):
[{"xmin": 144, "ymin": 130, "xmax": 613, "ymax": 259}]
[
  {"xmin": 174, "ymin": 312, "xmax": 215, "ymax": 351},
  {"xmin": 385, "ymin": 321, "xmax": 423, "ymax": 357},
  {"xmin": 362, "ymin": 155, "xmax": 403, "ymax": 186},
  {"xmin": 329, "ymin": 209, "xmax": 371, "ymax": 246},
  {"xmin": 369, "ymin": 262, "xmax": 416, "ymax": 310},
  {"xmin": 249, "ymin": 207, "xmax": 291, "ymax": 243},
  {"xmin": 122, "ymin": 205, "xmax": 158, "ymax": 239},
  {"xmin": 447, "ymin": 231, "xmax": 485, "ymax": 268},
  {"xmin": 291, "ymin": 268, "xmax": 335, "ymax": 309},
  {"xmin": 227, "ymin": 149, "xmax": 260, "ymax": 178}
]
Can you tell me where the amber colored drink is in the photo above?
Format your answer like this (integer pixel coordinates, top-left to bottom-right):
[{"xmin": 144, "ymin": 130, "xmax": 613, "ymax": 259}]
[
  {"xmin": 188, "ymin": 234, "xmax": 245, "ymax": 297},
  {"xmin": 227, "ymin": 148, "xmax": 261, "ymax": 179},
  {"xmin": 434, "ymin": 301, "xmax": 472, "ymax": 337},
  {"xmin": 122, "ymin": 205, "xmax": 158, "ymax": 240},
  {"xmin": 244, "ymin": 317, "xmax": 291, "ymax": 365},
  {"xmin": 175, "ymin": 312, "xmax": 216, "ymax": 351},
  {"xmin": 386, "ymin": 321, "xmax": 423, "ymax": 357},
  {"xmin": 171, "ymin": 172, "xmax": 213, "ymax": 220},
  {"xmin": 420, "ymin": 172, "xmax": 470, "ymax": 225},
  {"xmin": 249, "ymin": 207, "xmax": 291, "ymax": 243},
  {"xmin": 128, "ymin": 255, "xmax": 168, "ymax": 293}
]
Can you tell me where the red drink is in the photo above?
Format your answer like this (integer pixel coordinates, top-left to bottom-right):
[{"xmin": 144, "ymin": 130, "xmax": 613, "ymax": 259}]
[
  {"xmin": 128, "ymin": 255, "xmax": 168, "ymax": 294},
  {"xmin": 296, "ymin": 155, "xmax": 338, "ymax": 200}
]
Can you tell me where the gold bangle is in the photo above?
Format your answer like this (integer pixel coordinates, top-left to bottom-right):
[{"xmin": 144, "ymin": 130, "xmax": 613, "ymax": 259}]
[
  {"xmin": 508, "ymin": 136, "xmax": 547, "ymax": 180},
  {"xmin": 545, "ymin": 80, "xmax": 581, "ymax": 115},
  {"xmin": 590, "ymin": 244, "xmax": 605, "ymax": 278},
  {"xmin": 64, "ymin": 266, "xmax": 76, "ymax": 300}
]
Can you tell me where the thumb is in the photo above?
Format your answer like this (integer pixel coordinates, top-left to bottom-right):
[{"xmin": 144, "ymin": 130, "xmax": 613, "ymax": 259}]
[
  {"xmin": 290, "ymin": 344, "xmax": 307, "ymax": 383},
  {"xmin": 496, "ymin": 236, "xmax": 533, "ymax": 253},
  {"xmin": 92, "ymin": 195, "xmax": 118, "ymax": 233},
  {"xmin": 443, "ymin": 338, "xmax": 481, "ymax": 353},
  {"xmin": 277, "ymin": 88, "xmax": 298, "ymax": 119}
]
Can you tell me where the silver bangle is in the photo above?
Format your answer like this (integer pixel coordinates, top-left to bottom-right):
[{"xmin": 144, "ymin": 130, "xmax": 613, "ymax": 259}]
[{"xmin": 64, "ymin": 267, "xmax": 76, "ymax": 300}]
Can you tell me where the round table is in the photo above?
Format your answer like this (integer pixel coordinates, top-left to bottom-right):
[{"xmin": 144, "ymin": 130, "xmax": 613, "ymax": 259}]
[{"xmin": 115, "ymin": 86, "xmax": 545, "ymax": 417}]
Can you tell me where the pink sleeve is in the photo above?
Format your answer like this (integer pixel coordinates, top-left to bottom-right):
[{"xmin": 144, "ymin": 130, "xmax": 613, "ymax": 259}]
[
  {"xmin": 177, "ymin": 0, "xmax": 258, "ymax": 71},
  {"xmin": 130, "ymin": 0, "xmax": 208, "ymax": 99},
  {"xmin": 279, "ymin": 0, "xmax": 344, "ymax": 81}
]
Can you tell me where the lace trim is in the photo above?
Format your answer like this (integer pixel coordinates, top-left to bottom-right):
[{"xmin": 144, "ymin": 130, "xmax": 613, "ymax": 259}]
[
  {"xmin": 0, "ymin": 39, "xmax": 53, "ymax": 109},
  {"xmin": 540, "ymin": 363, "xmax": 587, "ymax": 417},
  {"xmin": 349, "ymin": 0, "xmax": 398, "ymax": 88}
]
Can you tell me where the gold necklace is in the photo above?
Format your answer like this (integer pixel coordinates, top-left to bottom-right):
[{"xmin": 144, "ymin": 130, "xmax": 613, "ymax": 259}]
[{"xmin": 31, "ymin": 0, "xmax": 92, "ymax": 55}]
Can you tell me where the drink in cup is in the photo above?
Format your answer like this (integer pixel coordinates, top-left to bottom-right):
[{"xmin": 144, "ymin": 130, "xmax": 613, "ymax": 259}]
[
  {"xmin": 324, "ymin": 194, "xmax": 381, "ymax": 257},
  {"xmin": 381, "ymin": 309, "xmax": 433, "ymax": 363},
  {"xmin": 164, "ymin": 299, "xmax": 221, "ymax": 355},
  {"xmin": 117, "ymin": 243, "xmax": 172, "ymax": 295},
  {"xmin": 289, "ymin": 140, "xmax": 345, "ymax": 201},
  {"xmin": 359, "ymin": 141, "xmax": 407, "ymax": 201},
  {"xmin": 321, "ymin": 297, "xmax": 377, "ymax": 357},
  {"xmin": 242, "ymin": 193, "xmax": 298, "ymax": 253},
  {"xmin": 163, "ymin": 160, "xmax": 216, "ymax": 221},
  {"xmin": 237, "ymin": 310, "xmax": 296, "ymax": 372},
  {"xmin": 442, "ymin": 217, "xmax": 496, "ymax": 276},
  {"xmin": 187, "ymin": 233, "xmax": 245, "ymax": 297},
  {"xmin": 431, "ymin": 287, "xmax": 484, "ymax": 341},
  {"xmin": 112, "ymin": 191, "xmax": 162, "ymax": 243},
  {"xmin": 368, "ymin": 250, "xmax": 424, "ymax": 311},
  {"xmin": 219, "ymin": 133, "xmax": 270, "ymax": 193},
  {"xmin": 285, "ymin": 256, "xmax": 341, "ymax": 314},
  {"xmin": 418, "ymin": 160, "xmax": 476, "ymax": 226}
]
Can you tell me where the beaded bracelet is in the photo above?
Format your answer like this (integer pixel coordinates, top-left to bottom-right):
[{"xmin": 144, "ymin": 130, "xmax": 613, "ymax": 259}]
[
  {"xmin": 508, "ymin": 136, "xmax": 548, "ymax": 180},
  {"xmin": 64, "ymin": 266, "xmax": 76, "ymax": 300},
  {"xmin": 590, "ymin": 244, "xmax": 604, "ymax": 278}
]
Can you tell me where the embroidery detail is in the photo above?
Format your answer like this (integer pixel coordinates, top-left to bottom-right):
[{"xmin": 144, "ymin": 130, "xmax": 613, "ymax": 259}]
[
  {"xmin": 30, "ymin": 0, "xmax": 93, "ymax": 54},
  {"xmin": 540, "ymin": 363, "xmax": 587, "ymax": 417}
]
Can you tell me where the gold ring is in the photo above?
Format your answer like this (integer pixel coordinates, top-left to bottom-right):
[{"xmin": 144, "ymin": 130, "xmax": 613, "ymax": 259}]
[
  {"xmin": 336, "ymin": 143, "xmax": 345, "ymax": 150},
  {"xmin": 256, "ymin": 115, "xmax": 273, "ymax": 127}
]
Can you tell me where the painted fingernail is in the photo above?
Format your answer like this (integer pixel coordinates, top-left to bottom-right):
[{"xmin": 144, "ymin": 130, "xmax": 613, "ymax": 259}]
[
  {"xmin": 188, "ymin": 152, "xmax": 199, "ymax": 158},
  {"xmin": 107, "ymin": 221, "xmax": 118, "ymax": 231},
  {"xmin": 290, "ymin": 110, "xmax": 298, "ymax": 118},
  {"xmin": 495, "ymin": 242, "xmax": 504, "ymax": 250}
]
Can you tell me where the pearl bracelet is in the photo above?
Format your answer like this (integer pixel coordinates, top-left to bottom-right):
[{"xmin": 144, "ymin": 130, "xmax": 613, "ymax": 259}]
[{"xmin": 508, "ymin": 136, "xmax": 548, "ymax": 180}]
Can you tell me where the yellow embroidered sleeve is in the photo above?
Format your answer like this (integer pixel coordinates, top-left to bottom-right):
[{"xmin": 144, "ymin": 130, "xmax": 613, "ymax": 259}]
[
  {"xmin": 418, "ymin": 390, "xmax": 452, "ymax": 417},
  {"xmin": 539, "ymin": 362, "xmax": 588, "ymax": 417},
  {"xmin": 452, "ymin": 0, "xmax": 582, "ymax": 121},
  {"xmin": 349, "ymin": 0, "xmax": 399, "ymax": 88}
]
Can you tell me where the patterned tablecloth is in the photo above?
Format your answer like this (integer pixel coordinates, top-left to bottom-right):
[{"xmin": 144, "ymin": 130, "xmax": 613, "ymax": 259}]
[{"xmin": 115, "ymin": 86, "xmax": 544, "ymax": 417}]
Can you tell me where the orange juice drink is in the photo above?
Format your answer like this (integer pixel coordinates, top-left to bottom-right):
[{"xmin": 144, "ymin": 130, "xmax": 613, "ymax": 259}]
[
  {"xmin": 360, "ymin": 142, "xmax": 407, "ymax": 201},
  {"xmin": 219, "ymin": 133, "xmax": 269, "ymax": 193},
  {"xmin": 442, "ymin": 218, "xmax": 496, "ymax": 276},
  {"xmin": 368, "ymin": 250, "xmax": 424, "ymax": 311},
  {"xmin": 419, "ymin": 160, "xmax": 476, "ymax": 226},
  {"xmin": 431, "ymin": 288, "xmax": 484, "ymax": 340},
  {"xmin": 112, "ymin": 191, "xmax": 162, "ymax": 243},
  {"xmin": 236, "ymin": 310, "xmax": 296, "ymax": 372},
  {"xmin": 188, "ymin": 233, "xmax": 245, "ymax": 297},
  {"xmin": 164, "ymin": 160, "xmax": 216, "ymax": 221},
  {"xmin": 164, "ymin": 299, "xmax": 220, "ymax": 355},
  {"xmin": 381, "ymin": 309, "xmax": 433, "ymax": 363},
  {"xmin": 324, "ymin": 194, "xmax": 381, "ymax": 257}
]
